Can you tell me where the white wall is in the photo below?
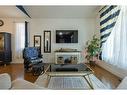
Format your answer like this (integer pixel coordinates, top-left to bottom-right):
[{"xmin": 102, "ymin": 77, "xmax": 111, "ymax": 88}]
[
  {"xmin": 0, "ymin": 18, "xmax": 14, "ymax": 33},
  {"xmin": 29, "ymin": 18, "xmax": 95, "ymax": 63},
  {"xmin": 0, "ymin": 18, "xmax": 96, "ymax": 63}
]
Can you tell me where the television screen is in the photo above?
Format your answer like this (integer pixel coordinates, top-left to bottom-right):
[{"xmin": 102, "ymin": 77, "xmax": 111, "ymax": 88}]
[{"xmin": 56, "ymin": 30, "xmax": 78, "ymax": 43}]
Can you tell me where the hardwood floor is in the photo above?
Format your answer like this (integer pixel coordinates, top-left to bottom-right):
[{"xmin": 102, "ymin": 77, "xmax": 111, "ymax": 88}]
[
  {"xmin": 90, "ymin": 65, "xmax": 121, "ymax": 89},
  {"xmin": 0, "ymin": 63, "xmax": 121, "ymax": 89},
  {"xmin": 0, "ymin": 63, "xmax": 38, "ymax": 83}
]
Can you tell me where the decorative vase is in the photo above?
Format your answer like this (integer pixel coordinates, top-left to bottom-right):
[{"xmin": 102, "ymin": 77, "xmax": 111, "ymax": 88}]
[{"xmin": 89, "ymin": 60, "xmax": 95, "ymax": 67}]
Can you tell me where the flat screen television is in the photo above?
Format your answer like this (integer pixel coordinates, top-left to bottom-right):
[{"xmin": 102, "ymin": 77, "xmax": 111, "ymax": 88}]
[{"xmin": 56, "ymin": 30, "xmax": 78, "ymax": 43}]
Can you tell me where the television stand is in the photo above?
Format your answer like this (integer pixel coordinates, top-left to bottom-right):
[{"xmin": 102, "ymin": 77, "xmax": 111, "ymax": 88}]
[{"xmin": 54, "ymin": 51, "xmax": 81, "ymax": 64}]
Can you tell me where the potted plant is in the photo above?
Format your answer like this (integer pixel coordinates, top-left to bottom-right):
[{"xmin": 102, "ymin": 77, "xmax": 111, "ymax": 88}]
[{"xmin": 85, "ymin": 35, "xmax": 101, "ymax": 67}]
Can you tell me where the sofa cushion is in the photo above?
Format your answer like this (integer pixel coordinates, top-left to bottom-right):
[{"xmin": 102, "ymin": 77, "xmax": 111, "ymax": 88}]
[
  {"xmin": 0, "ymin": 73, "xmax": 11, "ymax": 89},
  {"xmin": 117, "ymin": 76, "xmax": 127, "ymax": 89},
  {"xmin": 34, "ymin": 74, "xmax": 49, "ymax": 88},
  {"xmin": 11, "ymin": 78, "xmax": 46, "ymax": 89}
]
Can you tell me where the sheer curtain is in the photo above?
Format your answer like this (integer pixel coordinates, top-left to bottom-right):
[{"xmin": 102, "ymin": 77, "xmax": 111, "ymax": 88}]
[
  {"xmin": 15, "ymin": 22, "xmax": 25, "ymax": 59},
  {"xmin": 102, "ymin": 6, "xmax": 127, "ymax": 70}
]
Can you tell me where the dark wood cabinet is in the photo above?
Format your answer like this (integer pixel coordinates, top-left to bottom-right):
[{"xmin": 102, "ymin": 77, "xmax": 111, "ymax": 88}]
[{"xmin": 0, "ymin": 32, "xmax": 12, "ymax": 63}]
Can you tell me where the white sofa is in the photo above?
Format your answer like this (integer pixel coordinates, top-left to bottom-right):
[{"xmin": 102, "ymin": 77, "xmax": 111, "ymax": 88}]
[
  {"xmin": 116, "ymin": 77, "xmax": 127, "ymax": 89},
  {"xmin": 0, "ymin": 73, "xmax": 45, "ymax": 89}
]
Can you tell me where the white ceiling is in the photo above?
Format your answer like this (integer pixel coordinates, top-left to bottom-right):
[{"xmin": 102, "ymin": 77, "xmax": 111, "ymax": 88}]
[
  {"xmin": 0, "ymin": 6, "xmax": 26, "ymax": 18},
  {"xmin": 0, "ymin": 6, "xmax": 99, "ymax": 18},
  {"xmin": 24, "ymin": 6, "xmax": 99, "ymax": 18}
]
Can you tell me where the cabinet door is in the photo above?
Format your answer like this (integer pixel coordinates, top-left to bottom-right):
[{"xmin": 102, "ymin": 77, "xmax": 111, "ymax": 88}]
[
  {"xmin": 0, "ymin": 34, "xmax": 4, "ymax": 51},
  {"xmin": 4, "ymin": 51, "xmax": 12, "ymax": 62},
  {"xmin": 0, "ymin": 52, "xmax": 4, "ymax": 61},
  {"xmin": 0, "ymin": 33, "xmax": 12, "ymax": 62},
  {"xmin": 4, "ymin": 33, "xmax": 11, "ymax": 51}
]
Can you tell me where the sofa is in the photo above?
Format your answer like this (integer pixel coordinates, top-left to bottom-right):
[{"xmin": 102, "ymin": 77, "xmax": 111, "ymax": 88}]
[
  {"xmin": 0, "ymin": 73, "xmax": 45, "ymax": 89},
  {"xmin": 116, "ymin": 76, "xmax": 127, "ymax": 89}
]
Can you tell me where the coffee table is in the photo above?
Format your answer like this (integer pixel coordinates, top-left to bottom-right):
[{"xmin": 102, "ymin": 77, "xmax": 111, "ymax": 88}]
[
  {"xmin": 45, "ymin": 63, "xmax": 94, "ymax": 89},
  {"xmin": 49, "ymin": 63, "xmax": 91, "ymax": 72}
]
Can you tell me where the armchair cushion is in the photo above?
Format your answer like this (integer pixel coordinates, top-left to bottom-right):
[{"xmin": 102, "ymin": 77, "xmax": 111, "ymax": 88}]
[
  {"xmin": 30, "ymin": 58, "xmax": 43, "ymax": 63},
  {"xmin": 30, "ymin": 57, "xmax": 38, "ymax": 60},
  {"xmin": 23, "ymin": 47, "xmax": 39, "ymax": 59}
]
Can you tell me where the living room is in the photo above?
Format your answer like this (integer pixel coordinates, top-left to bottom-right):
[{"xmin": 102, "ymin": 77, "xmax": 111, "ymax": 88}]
[{"xmin": 0, "ymin": 5, "xmax": 127, "ymax": 90}]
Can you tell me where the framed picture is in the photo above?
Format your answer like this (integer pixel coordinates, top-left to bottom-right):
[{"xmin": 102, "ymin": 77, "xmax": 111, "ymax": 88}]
[
  {"xmin": 34, "ymin": 35, "xmax": 41, "ymax": 51},
  {"xmin": 44, "ymin": 31, "xmax": 51, "ymax": 53}
]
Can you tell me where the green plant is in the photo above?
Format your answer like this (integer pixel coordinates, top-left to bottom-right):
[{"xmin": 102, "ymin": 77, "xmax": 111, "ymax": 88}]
[{"xmin": 85, "ymin": 35, "xmax": 101, "ymax": 62}]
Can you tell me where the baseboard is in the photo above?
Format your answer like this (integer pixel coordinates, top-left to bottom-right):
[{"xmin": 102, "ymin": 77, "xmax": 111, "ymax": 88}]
[{"xmin": 11, "ymin": 58, "xmax": 23, "ymax": 64}]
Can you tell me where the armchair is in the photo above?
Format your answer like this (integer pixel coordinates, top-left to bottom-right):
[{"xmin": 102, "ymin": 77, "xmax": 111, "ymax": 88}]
[{"xmin": 23, "ymin": 47, "xmax": 43, "ymax": 74}]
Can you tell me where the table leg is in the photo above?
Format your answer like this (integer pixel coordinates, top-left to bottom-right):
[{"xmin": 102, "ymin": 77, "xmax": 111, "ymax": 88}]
[
  {"xmin": 41, "ymin": 64, "xmax": 50, "ymax": 75},
  {"xmin": 84, "ymin": 74, "xmax": 94, "ymax": 89}
]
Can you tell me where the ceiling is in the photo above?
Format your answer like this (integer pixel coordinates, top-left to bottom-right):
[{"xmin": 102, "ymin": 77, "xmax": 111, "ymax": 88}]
[
  {"xmin": 0, "ymin": 6, "xmax": 26, "ymax": 18},
  {"xmin": 0, "ymin": 6, "xmax": 100, "ymax": 18}
]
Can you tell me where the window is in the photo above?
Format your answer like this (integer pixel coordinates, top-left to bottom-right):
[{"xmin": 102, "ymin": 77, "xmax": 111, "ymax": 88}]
[
  {"xmin": 102, "ymin": 6, "xmax": 127, "ymax": 70},
  {"xmin": 15, "ymin": 22, "xmax": 25, "ymax": 59}
]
